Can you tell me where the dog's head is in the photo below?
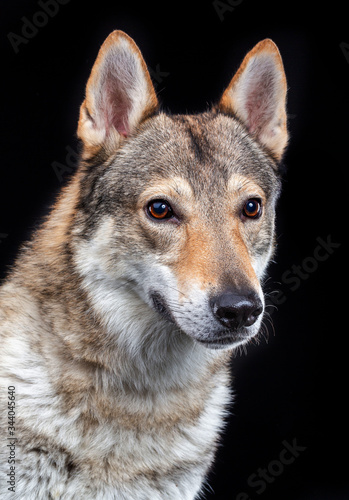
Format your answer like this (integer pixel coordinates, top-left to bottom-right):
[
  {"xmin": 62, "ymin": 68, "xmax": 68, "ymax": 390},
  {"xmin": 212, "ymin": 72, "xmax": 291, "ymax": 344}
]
[{"xmin": 74, "ymin": 31, "xmax": 287, "ymax": 350}]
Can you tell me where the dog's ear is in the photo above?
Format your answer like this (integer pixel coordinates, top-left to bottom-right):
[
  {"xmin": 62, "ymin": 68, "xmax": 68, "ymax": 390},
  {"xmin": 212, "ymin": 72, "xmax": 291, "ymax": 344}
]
[
  {"xmin": 78, "ymin": 30, "xmax": 158, "ymax": 156},
  {"xmin": 218, "ymin": 39, "xmax": 288, "ymax": 161}
]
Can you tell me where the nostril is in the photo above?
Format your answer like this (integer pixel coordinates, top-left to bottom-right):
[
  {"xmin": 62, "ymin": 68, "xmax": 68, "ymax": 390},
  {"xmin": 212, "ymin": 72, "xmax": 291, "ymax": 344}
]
[
  {"xmin": 210, "ymin": 291, "xmax": 263, "ymax": 330},
  {"xmin": 244, "ymin": 303, "xmax": 263, "ymax": 327},
  {"xmin": 215, "ymin": 306, "xmax": 237, "ymax": 321}
]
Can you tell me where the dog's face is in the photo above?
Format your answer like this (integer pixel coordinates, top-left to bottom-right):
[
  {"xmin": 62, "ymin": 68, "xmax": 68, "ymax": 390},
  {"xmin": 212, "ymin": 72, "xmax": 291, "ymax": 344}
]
[{"xmin": 74, "ymin": 31, "xmax": 287, "ymax": 350}]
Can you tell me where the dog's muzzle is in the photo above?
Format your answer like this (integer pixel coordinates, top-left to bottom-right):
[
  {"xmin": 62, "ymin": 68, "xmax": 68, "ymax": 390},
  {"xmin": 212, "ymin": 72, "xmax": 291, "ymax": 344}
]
[{"xmin": 148, "ymin": 286, "xmax": 263, "ymax": 349}]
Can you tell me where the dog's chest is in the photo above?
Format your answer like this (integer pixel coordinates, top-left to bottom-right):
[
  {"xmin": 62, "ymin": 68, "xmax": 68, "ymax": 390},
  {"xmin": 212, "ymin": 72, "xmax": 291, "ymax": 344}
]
[
  {"xmin": 85, "ymin": 380, "xmax": 227, "ymax": 466},
  {"xmin": 62, "ymin": 373, "xmax": 231, "ymax": 497}
]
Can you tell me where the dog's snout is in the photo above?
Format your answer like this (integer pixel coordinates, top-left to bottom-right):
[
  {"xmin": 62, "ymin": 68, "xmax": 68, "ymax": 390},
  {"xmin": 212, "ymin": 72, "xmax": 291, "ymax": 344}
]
[{"xmin": 210, "ymin": 290, "xmax": 263, "ymax": 330}]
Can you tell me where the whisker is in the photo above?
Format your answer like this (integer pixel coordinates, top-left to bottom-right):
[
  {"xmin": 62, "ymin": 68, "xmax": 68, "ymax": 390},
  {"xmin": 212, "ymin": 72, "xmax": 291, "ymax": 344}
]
[
  {"xmin": 113, "ymin": 278, "xmax": 137, "ymax": 291},
  {"xmin": 162, "ymin": 283, "xmax": 191, "ymax": 300},
  {"xmin": 262, "ymin": 312, "xmax": 276, "ymax": 338}
]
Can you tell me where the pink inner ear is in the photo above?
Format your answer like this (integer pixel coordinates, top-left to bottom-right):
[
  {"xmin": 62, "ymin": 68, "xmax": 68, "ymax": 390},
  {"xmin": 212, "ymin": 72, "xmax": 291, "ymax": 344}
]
[
  {"xmin": 244, "ymin": 59, "xmax": 278, "ymax": 134},
  {"xmin": 103, "ymin": 76, "xmax": 131, "ymax": 137}
]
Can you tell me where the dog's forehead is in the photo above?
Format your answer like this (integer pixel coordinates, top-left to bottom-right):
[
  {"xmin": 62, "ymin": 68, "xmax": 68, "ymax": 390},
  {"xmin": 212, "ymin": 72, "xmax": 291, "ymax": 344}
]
[
  {"xmin": 107, "ymin": 111, "xmax": 280, "ymax": 204},
  {"xmin": 141, "ymin": 112, "xmax": 279, "ymax": 197}
]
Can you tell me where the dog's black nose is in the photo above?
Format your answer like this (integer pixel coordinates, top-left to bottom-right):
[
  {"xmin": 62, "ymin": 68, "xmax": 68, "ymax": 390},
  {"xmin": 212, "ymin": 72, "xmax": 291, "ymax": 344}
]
[{"xmin": 210, "ymin": 290, "xmax": 263, "ymax": 330}]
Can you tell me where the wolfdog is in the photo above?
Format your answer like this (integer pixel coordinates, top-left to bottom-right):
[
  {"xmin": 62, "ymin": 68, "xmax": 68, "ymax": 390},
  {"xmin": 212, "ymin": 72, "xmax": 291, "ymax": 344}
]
[{"xmin": 0, "ymin": 30, "xmax": 288, "ymax": 499}]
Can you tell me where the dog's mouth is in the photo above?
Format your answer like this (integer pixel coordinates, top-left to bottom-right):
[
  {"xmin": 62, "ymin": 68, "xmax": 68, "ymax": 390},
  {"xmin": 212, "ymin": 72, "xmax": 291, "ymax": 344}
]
[
  {"xmin": 195, "ymin": 328, "xmax": 255, "ymax": 349},
  {"xmin": 150, "ymin": 291, "xmax": 176, "ymax": 324},
  {"xmin": 149, "ymin": 290, "xmax": 260, "ymax": 349}
]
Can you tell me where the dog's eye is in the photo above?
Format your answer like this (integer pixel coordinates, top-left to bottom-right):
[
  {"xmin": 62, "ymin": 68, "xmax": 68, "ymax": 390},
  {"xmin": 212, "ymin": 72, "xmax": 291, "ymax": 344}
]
[
  {"xmin": 242, "ymin": 199, "xmax": 262, "ymax": 219},
  {"xmin": 147, "ymin": 200, "xmax": 173, "ymax": 220}
]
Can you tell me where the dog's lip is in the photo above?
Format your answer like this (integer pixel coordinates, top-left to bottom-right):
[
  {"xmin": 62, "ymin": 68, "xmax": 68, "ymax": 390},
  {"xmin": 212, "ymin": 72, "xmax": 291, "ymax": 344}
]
[
  {"xmin": 195, "ymin": 328, "xmax": 254, "ymax": 347},
  {"xmin": 150, "ymin": 291, "xmax": 176, "ymax": 324},
  {"xmin": 196, "ymin": 335, "xmax": 241, "ymax": 346}
]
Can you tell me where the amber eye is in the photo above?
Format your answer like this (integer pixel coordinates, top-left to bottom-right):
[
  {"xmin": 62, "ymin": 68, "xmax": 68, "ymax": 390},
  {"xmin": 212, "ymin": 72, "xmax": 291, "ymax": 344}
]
[
  {"xmin": 147, "ymin": 200, "xmax": 173, "ymax": 220},
  {"xmin": 242, "ymin": 199, "xmax": 262, "ymax": 219}
]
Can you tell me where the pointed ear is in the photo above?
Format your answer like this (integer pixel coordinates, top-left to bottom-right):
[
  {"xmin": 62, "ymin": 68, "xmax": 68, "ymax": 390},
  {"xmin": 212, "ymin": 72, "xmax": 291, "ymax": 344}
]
[
  {"xmin": 78, "ymin": 30, "xmax": 158, "ymax": 156},
  {"xmin": 218, "ymin": 39, "xmax": 288, "ymax": 161}
]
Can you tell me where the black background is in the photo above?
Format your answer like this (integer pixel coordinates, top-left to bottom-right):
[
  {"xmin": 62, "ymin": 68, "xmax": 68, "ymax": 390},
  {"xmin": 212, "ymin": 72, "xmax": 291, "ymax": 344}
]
[{"xmin": 1, "ymin": 1, "xmax": 348, "ymax": 499}]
